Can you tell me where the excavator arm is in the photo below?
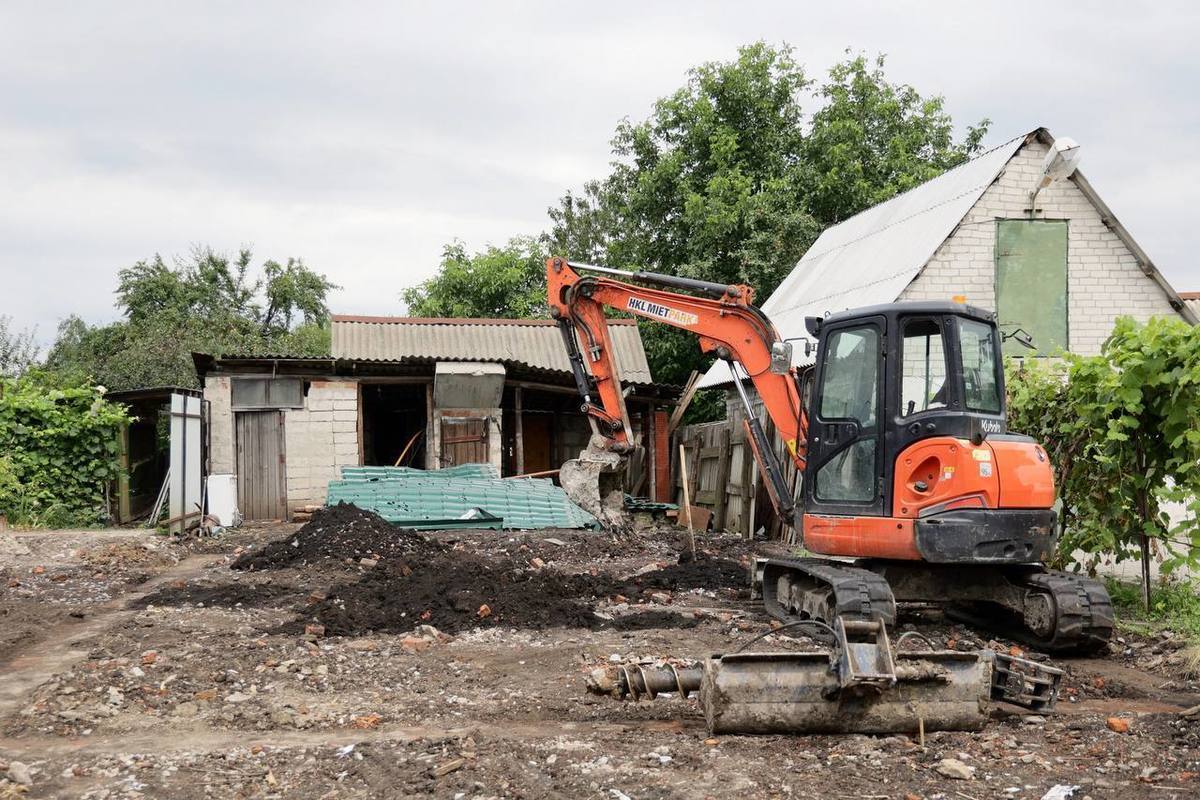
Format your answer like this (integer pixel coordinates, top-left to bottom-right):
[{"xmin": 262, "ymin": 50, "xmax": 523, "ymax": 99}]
[{"xmin": 547, "ymin": 256, "xmax": 807, "ymax": 523}]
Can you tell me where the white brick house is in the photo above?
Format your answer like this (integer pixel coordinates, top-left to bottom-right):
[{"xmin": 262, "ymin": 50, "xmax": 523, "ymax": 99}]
[{"xmin": 701, "ymin": 127, "xmax": 1195, "ymax": 392}]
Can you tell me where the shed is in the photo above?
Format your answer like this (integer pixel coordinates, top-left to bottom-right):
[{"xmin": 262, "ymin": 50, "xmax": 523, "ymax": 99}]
[{"xmin": 196, "ymin": 317, "xmax": 677, "ymax": 520}]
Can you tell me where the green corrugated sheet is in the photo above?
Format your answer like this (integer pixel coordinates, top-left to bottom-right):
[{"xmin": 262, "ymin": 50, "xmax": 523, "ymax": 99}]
[
  {"xmin": 326, "ymin": 467, "xmax": 597, "ymax": 529},
  {"xmin": 340, "ymin": 464, "xmax": 499, "ymax": 481}
]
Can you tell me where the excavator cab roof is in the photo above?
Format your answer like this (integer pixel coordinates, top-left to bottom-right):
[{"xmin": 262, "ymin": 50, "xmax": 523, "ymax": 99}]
[{"xmin": 809, "ymin": 300, "xmax": 997, "ymax": 337}]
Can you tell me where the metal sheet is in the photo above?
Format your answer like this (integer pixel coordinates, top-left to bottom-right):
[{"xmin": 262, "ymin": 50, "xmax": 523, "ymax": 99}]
[
  {"xmin": 326, "ymin": 471, "xmax": 597, "ymax": 529},
  {"xmin": 996, "ymin": 220, "xmax": 1068, "ymax": 356},
  {"xmin": 700, "ymin": 135, "xmax": 1027, "ymax": 387},
  {"xmin": 332, "ymin": 317, "xmax": 654, "ymax": 384},
  {"xmin": 168, "ymin": 394, "xmax": 203, "ymax": 534}
]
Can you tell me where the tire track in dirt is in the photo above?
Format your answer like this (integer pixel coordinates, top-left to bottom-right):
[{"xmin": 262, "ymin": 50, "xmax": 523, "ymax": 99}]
[{"xmin": 0, "ymin": 718, "xmax": 699, "ymax": 760}]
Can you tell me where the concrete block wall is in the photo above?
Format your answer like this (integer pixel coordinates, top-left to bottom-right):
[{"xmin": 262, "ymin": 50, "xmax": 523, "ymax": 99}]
[
  {"xmin": 204, "ymin": 376, "xmax": 234, "ymax": 474},
  {"xmin": 901, "ymin": 139, "xmax": 1184, "ymax": 355},
  {"xmin": 283, "ymin": 380, "xmax": 360, "ymax": 510}
]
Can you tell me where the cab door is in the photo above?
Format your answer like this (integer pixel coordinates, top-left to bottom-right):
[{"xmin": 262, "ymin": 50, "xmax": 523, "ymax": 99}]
[{"xmin": 803, "ymin": 317, "xmax": 886, "ymax": 517}]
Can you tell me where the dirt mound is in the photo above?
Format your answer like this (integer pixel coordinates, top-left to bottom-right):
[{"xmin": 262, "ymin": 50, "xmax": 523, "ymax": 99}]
[
  {"xmin": 131, "ymin": 581, "xmax": 300, "ymax": 610},
  {"xmin": 293, "ymin": 554, "xmax": 620, "ymax": 635},
  {"xmin": 625, "ymin": 553, "xmax": 747, "ymax": 592},
  {"xmin": 232, "ymin": 504, "xmax": 445, "ymax": 571}
]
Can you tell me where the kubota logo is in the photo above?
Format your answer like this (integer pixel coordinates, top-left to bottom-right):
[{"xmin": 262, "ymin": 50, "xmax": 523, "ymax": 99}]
[{"xmin": 626, "ymin": 297, "xmax": 699, "ymax": 326}]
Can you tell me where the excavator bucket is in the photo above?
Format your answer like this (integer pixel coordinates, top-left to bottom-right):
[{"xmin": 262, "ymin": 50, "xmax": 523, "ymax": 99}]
[
  {"xmin": 587, "ymin": 620, "xmax": 994, "ymax": 735},
  {"xmin": 559, "ymin": 435, "xmax": 631, "ymax": 528}
]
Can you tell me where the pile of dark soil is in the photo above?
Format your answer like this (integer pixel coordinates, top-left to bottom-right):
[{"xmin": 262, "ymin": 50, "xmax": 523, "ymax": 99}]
[
  {"xmin": 627, "ymin": 553, "xmax": 747, "ymax": 591},
  {"xmin": 291, "ymin": 552, "xmax": 717, "ymax": 636},
  {"xmin": 232, "ymin": 504, "xmax": 445, "ymax": 571},
  {"xmin": 293, "ymin": 554, "xmax": 620, "ymax": 635},
  {"xmin": 131, "ymin": 581, "xmax": 301, "ymax": 610}
]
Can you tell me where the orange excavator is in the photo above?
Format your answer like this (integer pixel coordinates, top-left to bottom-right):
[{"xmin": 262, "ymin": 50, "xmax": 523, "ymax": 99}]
[{"xmin": 548, "ymin": 256, "xmax": 1114, "ymax": 654}]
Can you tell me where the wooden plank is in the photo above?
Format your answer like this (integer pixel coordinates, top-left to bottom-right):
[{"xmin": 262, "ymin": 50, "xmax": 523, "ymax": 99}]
[
  {"xmin": 714, "ymin": 425, "xmax": 732, "ymax": 531},
  {"xmin": 667, "ymin": 370, "xmax": 702, "ymax": 434},
  {"xmin": 514, "ymin": 386, "xmax": 524, "ymax": 476}
]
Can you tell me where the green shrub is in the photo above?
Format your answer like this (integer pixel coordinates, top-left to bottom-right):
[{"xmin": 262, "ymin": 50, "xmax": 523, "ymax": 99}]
[
  {"xmin": 1006, "ymin": 316, "xmax": 1200, "ymax": 578},
  {"xmin": 0, "ymin": 370, "xmax": 130, "ymax": 527}
]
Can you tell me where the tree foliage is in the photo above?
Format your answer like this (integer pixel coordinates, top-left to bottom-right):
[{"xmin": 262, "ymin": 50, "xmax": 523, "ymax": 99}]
[
  {"xmin": 0, "ymin": 316, "xmax": 40, "ymax": 377},
  {"xmin": 0, "ymin": 370, "xmax": 131, "ymax": 527},
  {"xmin": 1006, "ymin": 316, "xmax": 1200, "ymax": 579},
  {"xmin": 542, "ymin": 44, "xmax": 987, "ymax": 386},
  {"xmin": 46, "ymin": 247, "xmax": 337, "ymax": 390},
  {"xmin": 403, "ymin": 238, "xmax": 549, "ymax": 319},
  {"xmin": 800, "ymin": 53, "xmax": 990, "ymax": 225}
]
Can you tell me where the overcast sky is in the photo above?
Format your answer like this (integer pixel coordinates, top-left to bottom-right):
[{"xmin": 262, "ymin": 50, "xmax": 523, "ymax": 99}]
[{"xmin": 2, "ymin": 2, "xmax": 1198, "ymax": 347}]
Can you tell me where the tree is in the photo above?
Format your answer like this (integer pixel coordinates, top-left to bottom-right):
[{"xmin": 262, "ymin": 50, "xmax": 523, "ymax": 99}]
[
  {"xmin": 45, "ymin": 247, "xmax": 337, "ymax": 390},
  {"xmin": 403, "ymin": 238, "xmax": 549, "ymax": 318},
  {"xmin": 1007, "ymin": 316, "xmax": 1200, "ymax": 608},
  {"xmin": 545, "ymin": 44, "xmax": 988, "ymax": 386},
  {"xmin": 801, "ymin": 53, "xmax": 989, "ymax": 225},
  {"xmin": 0, "ymin": 316, "xmax": 39, "ymax": 377}
]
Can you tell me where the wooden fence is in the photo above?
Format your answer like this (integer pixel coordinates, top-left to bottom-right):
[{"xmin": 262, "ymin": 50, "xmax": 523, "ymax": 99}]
[{"xmin": 674, "ymin": 399, "xmax": 801, "ymax": 538}]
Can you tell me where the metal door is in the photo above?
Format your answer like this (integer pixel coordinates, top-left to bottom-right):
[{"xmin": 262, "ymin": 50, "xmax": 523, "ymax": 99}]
[
  {"xmin": 235, "ymin": 410, "xmax": 286, "ymax": 520},
  {"xmin": 440, "ymin": 417, "xmax": 488, "ymax": 467}
]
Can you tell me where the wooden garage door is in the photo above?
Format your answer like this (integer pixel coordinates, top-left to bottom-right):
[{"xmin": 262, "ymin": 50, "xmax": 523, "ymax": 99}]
[
  {"xmin": 440, "ymin": 417, "xmax": 488, "ymax": 467},
  {"xmin": 236, "ymin": 410, "xmax": 286, "ymax": 520}
]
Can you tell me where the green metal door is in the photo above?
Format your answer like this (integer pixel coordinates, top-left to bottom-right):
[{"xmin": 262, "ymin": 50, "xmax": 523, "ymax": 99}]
[{"xmin": 995, "ymin": 220, "xmax": 1068, "ymax": 356}]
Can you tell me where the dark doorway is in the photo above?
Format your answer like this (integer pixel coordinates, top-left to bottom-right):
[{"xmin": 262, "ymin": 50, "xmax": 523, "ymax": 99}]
[
  {"xmin": 522, "ymin": 413, "xmax": 553, "ymax": 474},
  {"xmin": 361, "ymin": 383, "xmax": 428, "ymax": 467}
]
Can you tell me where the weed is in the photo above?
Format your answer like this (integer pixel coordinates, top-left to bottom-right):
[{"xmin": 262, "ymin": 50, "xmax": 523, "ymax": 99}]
[{"xmin": 1106, "ymin": 576, "xmax": 1200, "ymax": 643}]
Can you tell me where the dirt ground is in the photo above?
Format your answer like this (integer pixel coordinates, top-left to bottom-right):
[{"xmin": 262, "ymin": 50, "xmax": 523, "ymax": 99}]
[{"xmin": 1, "ymin": 517, "xmax": 1198, "ymax": 800}]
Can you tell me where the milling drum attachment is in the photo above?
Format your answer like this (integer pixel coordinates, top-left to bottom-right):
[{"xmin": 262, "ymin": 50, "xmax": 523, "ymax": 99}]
[{"xmin": 586, "ymin": 620, "xmax": 994, "ymax": 735}]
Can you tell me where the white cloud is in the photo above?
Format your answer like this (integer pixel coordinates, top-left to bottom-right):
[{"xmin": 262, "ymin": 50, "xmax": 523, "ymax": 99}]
[{"xmin": 1, "ymin": 1, "xmax": 1198, "ymax": 349}]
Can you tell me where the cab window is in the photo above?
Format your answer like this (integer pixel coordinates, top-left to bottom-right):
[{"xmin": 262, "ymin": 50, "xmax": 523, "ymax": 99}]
[
  {"xmin": 900, "ymin": 317, "xmax": 949, "ymax": 416},
  {"xmin": 959, "ymin": 318, "xmax": 1002, "ymax": 413},
  {"xmin": 818, "ymin": 326, "xmax": 878, "ymax": 426}
]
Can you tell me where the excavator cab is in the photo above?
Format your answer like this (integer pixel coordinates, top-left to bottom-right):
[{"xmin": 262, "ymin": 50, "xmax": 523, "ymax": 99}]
[
  {"xmin": 800, "ymin": 301, "xmax": 1058, "ymax": 566},
  {"xmin": 803, "ymin": 302, "xmax": 1005, "ymax": 519}
]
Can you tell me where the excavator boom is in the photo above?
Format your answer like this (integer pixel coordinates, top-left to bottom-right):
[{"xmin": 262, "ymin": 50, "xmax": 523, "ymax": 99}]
[{"xmin": 547, "ymin": 256, "xmax": 805, "ymax": 521}]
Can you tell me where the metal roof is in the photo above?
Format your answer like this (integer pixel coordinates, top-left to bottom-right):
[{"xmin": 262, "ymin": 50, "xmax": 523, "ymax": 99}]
[
  {"xmin": 332, "ymin": 316, "xmax": 654, "ymax": 384},
  {"xmin": 700, "ymin": 134, "xmax": 1026, "ymax": 388}
]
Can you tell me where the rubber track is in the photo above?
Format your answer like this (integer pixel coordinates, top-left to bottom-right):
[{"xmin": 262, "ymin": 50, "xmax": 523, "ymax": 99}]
[
  {"xmin": 1018, "ymin": 570, "xmax": 1115, "ymax": 654},
  {"xmin": 944, "ymin": 568, "xmax": 1115, "ymax": 654},
  {"xmin": 761, "ymin": 558, "xmax": 897, "ymax": 626}
]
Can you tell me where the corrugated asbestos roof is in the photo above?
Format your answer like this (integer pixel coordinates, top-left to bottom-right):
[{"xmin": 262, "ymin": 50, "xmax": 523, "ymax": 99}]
[
  {"xmin": 332, "ymin": 316, "xmax": 654, "ymax": 384},
  {"xmin": 699, "ymin": 134, "xmax": 1026, "ymax": 388},
  {"xmin": 326, "ymin": 464, "xmax": 598, "ymax": 529}
]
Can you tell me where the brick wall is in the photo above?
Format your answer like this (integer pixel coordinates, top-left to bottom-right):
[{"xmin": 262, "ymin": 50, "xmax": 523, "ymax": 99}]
[
  {"xmin": 900, "ymin": 139, "xmax": 1185, "ymax": 355},
  {"xmin": 284, "ymin": 380, "xmax": 360, "ymax": 510}
]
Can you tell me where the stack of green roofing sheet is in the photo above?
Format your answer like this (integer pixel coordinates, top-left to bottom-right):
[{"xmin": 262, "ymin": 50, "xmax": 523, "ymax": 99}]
[
  {"xmin": 326, "ymin": 466, "xmax": 597, "ymax": 530},
  {"xmin": 340, "ymin": 464, "xmax": 499, "ymax": 481}
]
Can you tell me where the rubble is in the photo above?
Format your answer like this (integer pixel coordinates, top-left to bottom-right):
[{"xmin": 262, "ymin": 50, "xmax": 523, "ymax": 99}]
[{"xmin": 0, "ymin": 522, "xmax": 1197, "ymax": 798}]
